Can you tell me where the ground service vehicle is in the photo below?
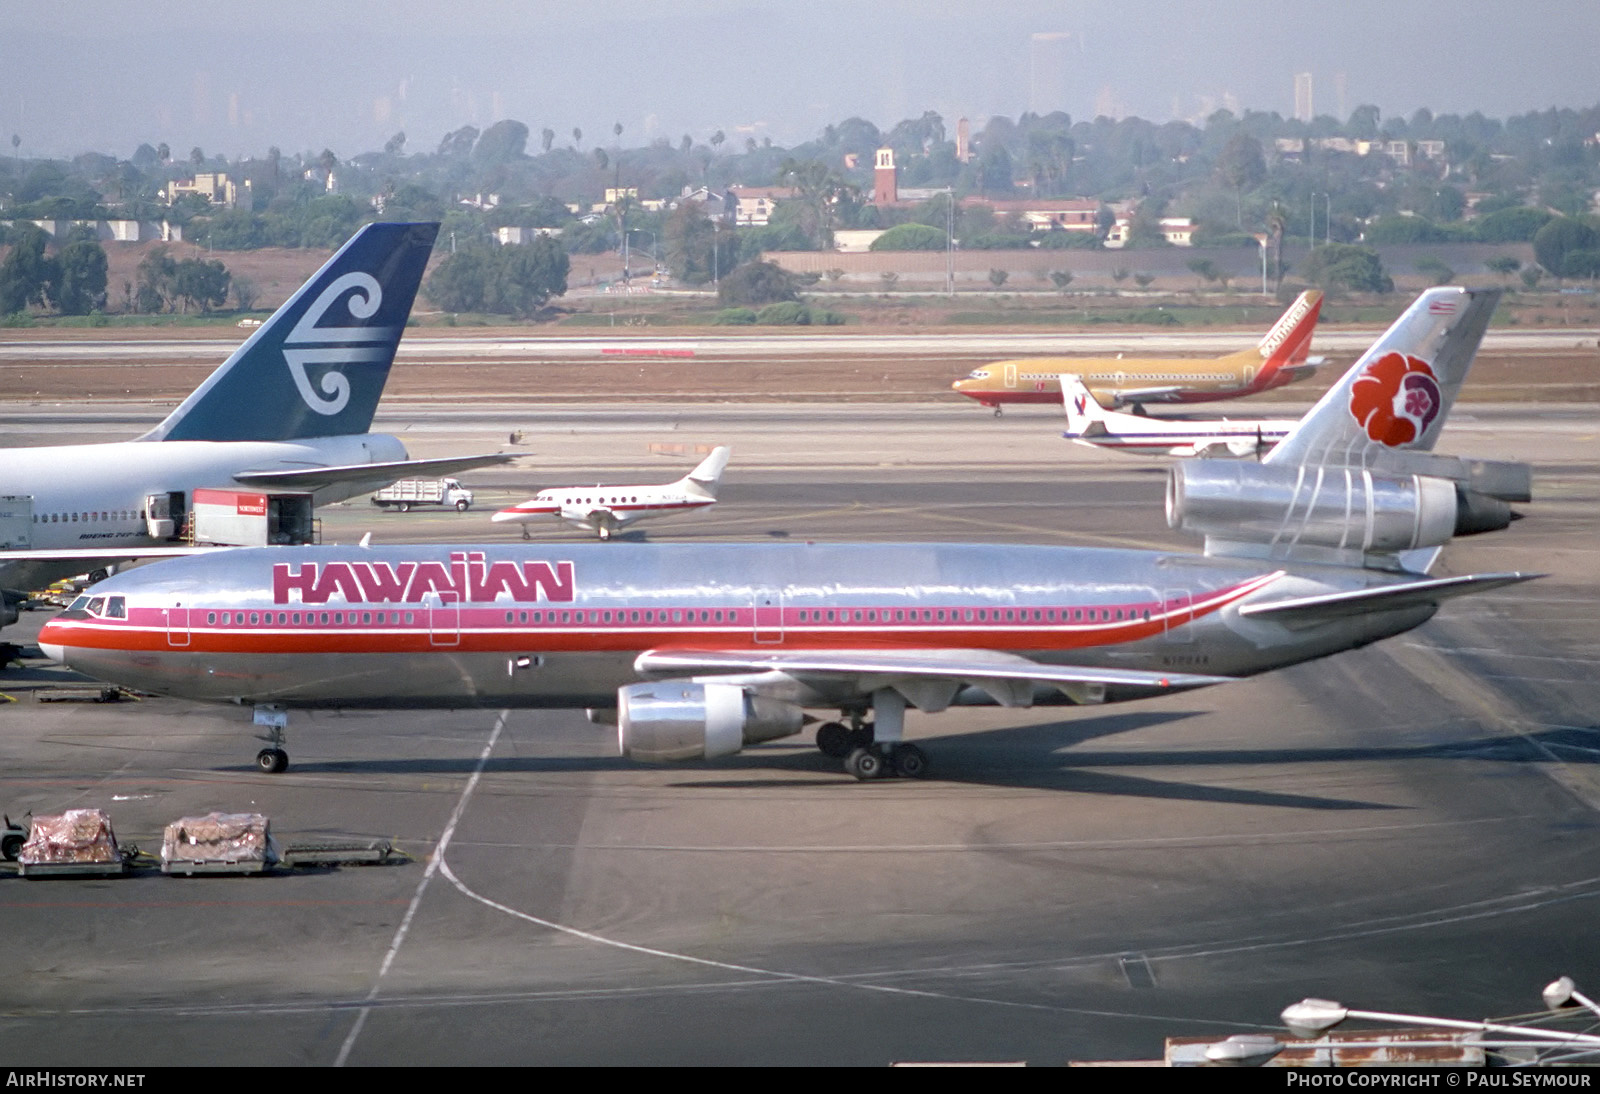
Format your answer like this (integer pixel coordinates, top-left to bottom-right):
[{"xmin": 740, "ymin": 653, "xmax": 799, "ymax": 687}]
[{"xmin": 372, "ymin": 478, "xmax": 475, "ymax": 513}]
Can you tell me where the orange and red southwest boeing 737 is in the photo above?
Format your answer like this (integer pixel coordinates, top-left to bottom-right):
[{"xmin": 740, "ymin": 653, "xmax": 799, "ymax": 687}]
[{"xmin": 951, "ymin": 289, "xmax": 1323, "ymax": 414}]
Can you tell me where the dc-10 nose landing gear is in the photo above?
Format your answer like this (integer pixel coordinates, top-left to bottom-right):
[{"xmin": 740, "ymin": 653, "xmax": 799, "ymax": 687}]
[
  {"xmin": 254, "ymin": 705, "xmax": 290, "ymax": 774},
  {"xmin": 814, "ymin": 689, "xmax": 929, "ymax": 780}
]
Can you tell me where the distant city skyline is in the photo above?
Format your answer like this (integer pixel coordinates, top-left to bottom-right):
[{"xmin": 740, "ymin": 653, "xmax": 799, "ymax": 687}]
[{"xmin": 6, "ymin": 1, "xmax": 1600, "ymax": 161}]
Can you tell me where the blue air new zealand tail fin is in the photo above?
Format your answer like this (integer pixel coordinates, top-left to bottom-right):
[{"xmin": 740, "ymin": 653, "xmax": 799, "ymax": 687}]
[
  {"xmin": 140, "ymin": 222, "xmax": 439, "ymax": 442},
  {"xmin": 1264, "ymin": 287, "xmax": 1499, "ymax": 471}
]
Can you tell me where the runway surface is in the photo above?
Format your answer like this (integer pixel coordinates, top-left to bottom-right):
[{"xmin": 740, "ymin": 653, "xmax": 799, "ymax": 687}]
[
  {"xmin": 0, "ymin": 403, "xmax": 1597, "ymax": 1065},
  {"xmin": 7, "ymin": 326, "xmax": 1597, "ymax": 407},
  {"xmin": 3, "ymin": 328, "xmax": 1597, "ymax": 359}
]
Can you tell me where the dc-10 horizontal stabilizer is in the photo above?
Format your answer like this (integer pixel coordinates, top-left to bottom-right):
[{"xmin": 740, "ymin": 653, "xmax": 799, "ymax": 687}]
[
  {"xmin": 232, "ymin": 452, "xmax": 516, "ymax": 492},
  {"xmin": 1237, "ymin": 570, "xmax": 1540, "ymax": 628}
]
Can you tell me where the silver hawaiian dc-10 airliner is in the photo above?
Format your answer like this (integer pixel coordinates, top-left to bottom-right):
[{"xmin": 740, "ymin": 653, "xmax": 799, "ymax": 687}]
[{"xmin": 41, "ymin": 289, "xmax": 1535, "ymax": 780}]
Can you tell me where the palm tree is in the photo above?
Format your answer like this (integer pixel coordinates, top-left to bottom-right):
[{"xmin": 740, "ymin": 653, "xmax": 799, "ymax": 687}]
[
  {"xmin": 1266, "ymin": 203, "xmax": 1287, "ymax": 291},
  {"xmin": 777, "ymin": 158, "xmax": 851, "ymax": 249}
]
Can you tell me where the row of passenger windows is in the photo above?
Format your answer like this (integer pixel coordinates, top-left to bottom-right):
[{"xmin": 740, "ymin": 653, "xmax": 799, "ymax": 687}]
[
  {"xmin": 797, "ymin": 606, "xmax": 1146, "ymax": 624},
  {"xmin": 178, "ymin": 605, "xmax": 1151, "ymax": 628},
  {"xmin": 206, "ymin": 610, "xmax": 418, "ymax": 626},
  {"xmin": 37, "ymin": 510, "xmax": 145, "ymax": 524},
  {"xmin": 1018, "ymin": 374, "xmax": 1235, "ymax": 383},
  {"xmin": 490, "ymin": 607, "xmax": 1148, "ymax": 626},
  {"xmin": 504, "ymin": 608, "xmax": 728, "ymax": 625}
]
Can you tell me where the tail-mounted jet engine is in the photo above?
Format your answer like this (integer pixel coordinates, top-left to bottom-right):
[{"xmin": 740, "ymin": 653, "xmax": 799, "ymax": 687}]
[
  {"xmin": 1167, "ymin": 460, "xmax": 1516, "ymax": 557},
  {"xmin": 617, "ymin": 681, "xmax": 805, "ymax": 762}
]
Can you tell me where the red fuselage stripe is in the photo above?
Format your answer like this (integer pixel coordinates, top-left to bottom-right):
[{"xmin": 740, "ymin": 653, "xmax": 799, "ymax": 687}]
[{"xmin": 42, "ymin": 574, "xmax": 1280, "ymax": 656}]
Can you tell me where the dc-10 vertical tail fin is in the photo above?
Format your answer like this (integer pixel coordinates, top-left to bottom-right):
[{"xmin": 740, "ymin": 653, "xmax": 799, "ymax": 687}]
[{"xmin": 1264, "ymin": 287, "xmax": 1499, "ymax": 472}]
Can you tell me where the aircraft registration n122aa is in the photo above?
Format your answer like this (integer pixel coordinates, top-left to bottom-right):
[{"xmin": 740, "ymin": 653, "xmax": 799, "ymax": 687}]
[{"xmin": 41, "ymin": 288, "xmax": 1536, "ymax": 781}]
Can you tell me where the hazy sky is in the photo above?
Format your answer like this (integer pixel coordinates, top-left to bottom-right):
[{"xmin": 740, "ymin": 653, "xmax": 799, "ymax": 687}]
[{"xmin": 7, "ymin": 0, "xmax": 1599, "ymax": 160}]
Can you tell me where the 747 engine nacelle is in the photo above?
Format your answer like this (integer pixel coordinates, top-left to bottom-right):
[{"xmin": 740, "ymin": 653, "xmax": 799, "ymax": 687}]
[
  {"xmin": 1168, "ymin": 460, "xmax": 1514, "ymax": 557},
  {"xmin": 617, "ymin": 681, "xmax": 805, "ymax": 762}
]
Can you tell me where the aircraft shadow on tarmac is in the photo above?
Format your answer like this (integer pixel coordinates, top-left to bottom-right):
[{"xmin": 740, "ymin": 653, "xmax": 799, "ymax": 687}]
[{"xmin": 250, "ymin": 711, "xmax": 1600, "ymax": 814}]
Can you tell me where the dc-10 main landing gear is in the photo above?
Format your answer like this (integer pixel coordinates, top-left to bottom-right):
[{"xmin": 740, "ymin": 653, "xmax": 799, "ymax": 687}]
[
  {"xmin": 813, "ymin": 689, "xmax": 928, "ymax": 781},
  {"xmin": 254, "ymin": 705, "xmax": 290, "ymax": 773}
]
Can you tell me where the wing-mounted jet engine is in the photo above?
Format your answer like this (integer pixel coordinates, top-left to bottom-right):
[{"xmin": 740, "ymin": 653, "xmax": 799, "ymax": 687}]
[{"xmin": 617, "ymin": 682, "xmax": 807, "ymax": 762}]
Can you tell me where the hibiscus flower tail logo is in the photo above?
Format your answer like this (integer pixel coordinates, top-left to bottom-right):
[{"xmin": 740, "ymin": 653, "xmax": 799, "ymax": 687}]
[{"xmin": 1348, "ymin": 352, "xmax": 1442, "ymax": 447}]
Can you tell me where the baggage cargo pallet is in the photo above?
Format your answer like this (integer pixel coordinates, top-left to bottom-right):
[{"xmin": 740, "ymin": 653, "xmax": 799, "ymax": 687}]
[
  {"xmin": 35, "ymin": 686, "xmax": 139, "ymax": 704},
  {"xmin": 17, "ymin": 860, "xmax": 127, "ymax": 878},
  {"xmin": 162, "ymin": 858, "xmax": 273, "ymax": 877},
  {"xmin": 2, "ymin": 838, "xmax": 403, "ymax": 877},
  {"xmin": 281, "ymin": 840, "xmax": 401, "ymax": 867}
]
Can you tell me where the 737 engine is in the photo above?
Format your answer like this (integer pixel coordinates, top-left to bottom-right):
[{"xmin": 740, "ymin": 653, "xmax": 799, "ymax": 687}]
[
  {"xmin": 1168, "ymin": 460, "xmax": 1516, "ymax": 556},
  {"xmin": 617, "ymin": 682, "xmax": 805, "ymax": 762}
]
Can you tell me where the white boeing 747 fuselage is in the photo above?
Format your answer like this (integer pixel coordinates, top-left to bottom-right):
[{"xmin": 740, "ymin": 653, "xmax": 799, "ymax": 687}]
[{"xmin": 5, "ymin": 435, "xmax": 404, "ymax": 560}]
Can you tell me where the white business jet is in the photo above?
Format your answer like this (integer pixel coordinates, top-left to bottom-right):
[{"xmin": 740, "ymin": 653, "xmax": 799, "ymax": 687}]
[{"xmin": 492, "ymin": 447, "xmax": 731, "ymax": 540}]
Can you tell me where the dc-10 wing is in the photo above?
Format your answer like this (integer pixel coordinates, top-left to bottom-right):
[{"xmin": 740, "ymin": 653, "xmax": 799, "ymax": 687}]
[
  {"xmin": 233, "ymin": 452, "xmax": 516, "ymax": 492},
  {"xmin": 635, "ymin": 647, "xmax": 1235, "ymax": 709}
]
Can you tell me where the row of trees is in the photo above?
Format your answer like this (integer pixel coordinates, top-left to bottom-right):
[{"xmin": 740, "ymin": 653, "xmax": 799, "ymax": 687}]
[
  {"xmin": 0, "ymin": 225, "xmax": 107, "ymax": 315},
  {"xmin": 133, "ymin": 246, "xmax": 232, "ymax": 314},
  {"xmin": 423, "ymin": 235, "xmax": 569, "ymax": 316},
  {"xmin": 0, "ymin": 223, "xmax": 249, "ymax": 319},
  {"xmin": 10, "ymin": 96, "xmax": 1600, "ymax": 252}
]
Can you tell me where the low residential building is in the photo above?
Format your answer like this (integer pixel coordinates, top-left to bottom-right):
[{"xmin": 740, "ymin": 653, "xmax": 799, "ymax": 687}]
[
  {"xmin": 1, "ymin": 218, "xmax": 180, "ymax": 242},
  {"xmin": 833, "ymin": 229, "xmax": 886, "ymax": 253},
  {"xmin": 165, "ymin": 172, "xmax": 251, "ymax": 210},
  {"xmin": 493, "ymin": 226, "xmax": 563, "ymax": 245},
  {"xmin": 975, "ymin": 198, "xmax": 1101, "ymax": 233},
  {"xmin": 728, "ymin": 185, "xmax": 795, "ymax": 227},
  {"xmin": 1158, "ymin": 217, "xmax": 1196, "ymax": 246},
  {"xmin": 671, "ymin": 186, "xmax": 731, "ymax": 221},
  {"xmin": 1103, "ymin": 215, "xmax": 1195, "ymax": 249}
]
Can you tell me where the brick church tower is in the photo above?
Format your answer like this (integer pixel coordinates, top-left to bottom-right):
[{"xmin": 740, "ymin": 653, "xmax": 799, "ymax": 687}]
[{"xmin": 873, "ymin": 147, "xmax": 897, "ymax": 205}]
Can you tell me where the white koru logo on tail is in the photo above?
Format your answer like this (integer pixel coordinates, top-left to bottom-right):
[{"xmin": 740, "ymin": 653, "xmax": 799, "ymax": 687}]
[{"xmin": 281, "ymin": 272, "xmax": 398, "ymax": 415}]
